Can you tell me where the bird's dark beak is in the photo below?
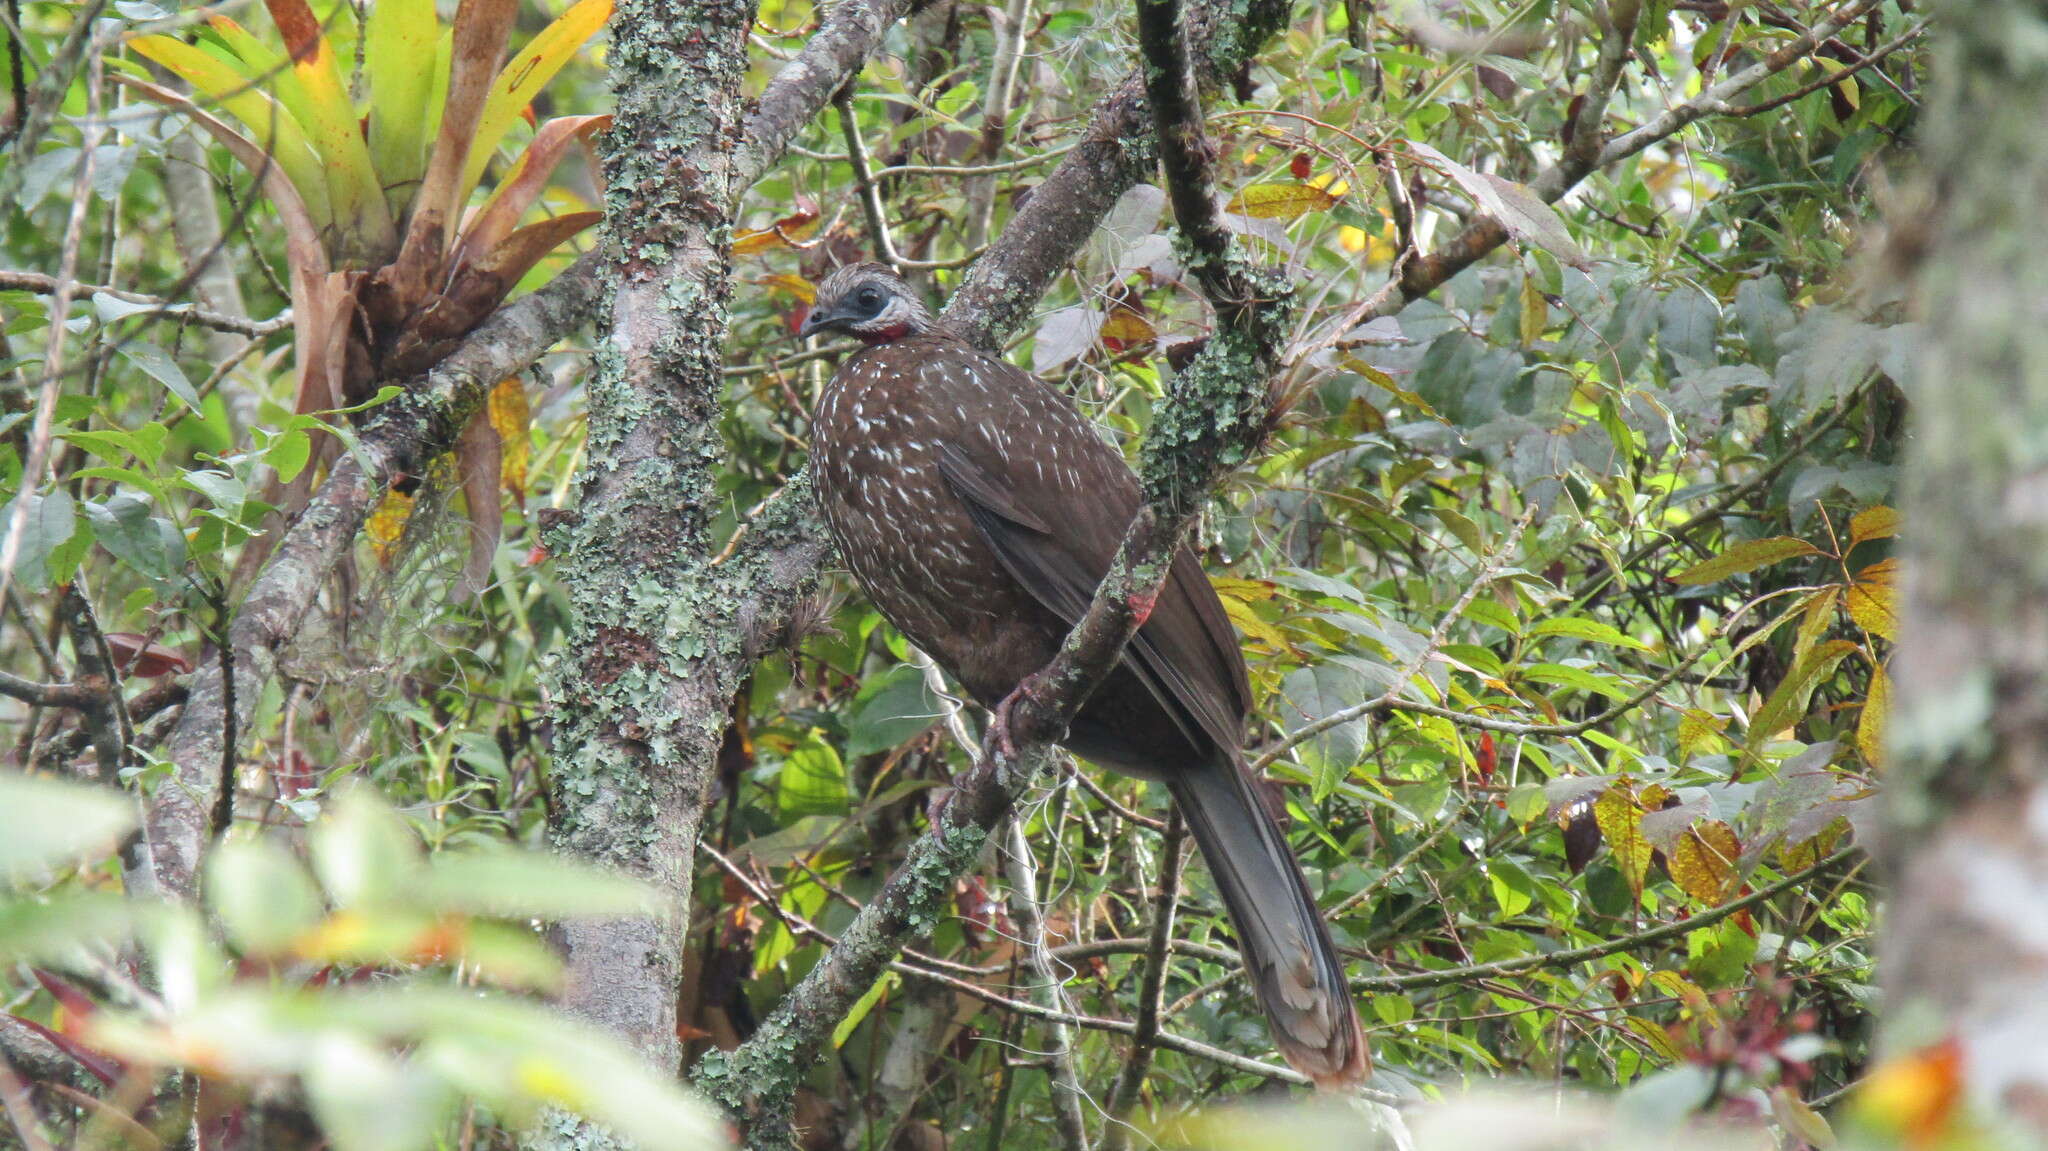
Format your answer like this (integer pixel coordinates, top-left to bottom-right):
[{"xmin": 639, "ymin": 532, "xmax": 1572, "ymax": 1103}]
[{"xmin": 798, "ymin": 306, "xmax": 842, "ymax": 340}]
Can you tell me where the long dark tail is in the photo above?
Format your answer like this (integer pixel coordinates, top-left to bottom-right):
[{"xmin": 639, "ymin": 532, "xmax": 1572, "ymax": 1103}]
[{"xmin": 1166, "ymin": 754, "xmax": 1370, "ymax": 1087}]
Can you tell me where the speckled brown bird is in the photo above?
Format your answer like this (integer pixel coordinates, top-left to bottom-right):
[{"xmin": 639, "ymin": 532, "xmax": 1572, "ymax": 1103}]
[{"xmin": 800, "ymin": 263, "xmax": 1369, "ymax": 1087}]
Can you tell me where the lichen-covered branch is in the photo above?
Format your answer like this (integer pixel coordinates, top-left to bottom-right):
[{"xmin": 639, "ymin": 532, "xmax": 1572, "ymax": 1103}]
[{"xmin": 731, "ymin": 0, "xmax": 914, "ymax": 190}]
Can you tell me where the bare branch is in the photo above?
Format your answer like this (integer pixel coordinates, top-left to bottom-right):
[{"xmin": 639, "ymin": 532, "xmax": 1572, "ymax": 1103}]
[
  {"xmin": 0, "ymin": 271, "xmax": 289, "ymax": 338},
  {"xmin": 1100, "ymin": 812, "xmax": 1186, "ymax": 1151}
]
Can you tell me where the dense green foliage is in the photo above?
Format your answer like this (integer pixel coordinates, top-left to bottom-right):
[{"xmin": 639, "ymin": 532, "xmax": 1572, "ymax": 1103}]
[{"xmin": 1, "ymin": 0, "xmax": 1928, "ymax": 1146}]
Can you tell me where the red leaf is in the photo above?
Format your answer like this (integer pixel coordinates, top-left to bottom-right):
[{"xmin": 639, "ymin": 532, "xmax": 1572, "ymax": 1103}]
[
  {"xmin": 3, "ymin": 1016, "xmax": 124, "ymax": 1086},
  {"xmin": 32, "ymin": 970, "xmax": 97, "ymax": 1021}
]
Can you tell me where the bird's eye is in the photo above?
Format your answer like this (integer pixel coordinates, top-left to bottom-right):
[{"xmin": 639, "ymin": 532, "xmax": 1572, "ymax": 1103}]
[{"xmin": 855, "ymin": 286, "xmax": 884, "ymax": 311}]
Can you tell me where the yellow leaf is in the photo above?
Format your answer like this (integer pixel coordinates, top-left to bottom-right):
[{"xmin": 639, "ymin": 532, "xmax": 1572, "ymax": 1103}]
[
  {"xmin": 1855, "ymin": 1040, "xmax": 1964, "ymax": 1146},
  {"xmin": 1847, "ymin": 559, "xmax": 1899, "ymax": 641},
  {"xmin": 1669, "ymin": 820, "xmax": 1741, "ymax": 904},
  {"xmin": 1339, "ymin": 224, "xmax": 1367, "ymax": 252},
  {"xmin": 1519, "ymin": 274, "xmax": 1547, "ymax": 348},
  {"xmin": 488, "ymin": 376, "xmax": 530, "ymax": 501},
  {"xmin": 1306, "ymin": 171, "xmax": 1351, "ymax": 196},
  {"xmin": 1849, "ymin": 505, "xmax": 1899, "ymax": 545},
  {"xmin": 1224, "ymin": 183, "xmax": 1340, "ymax": 221},
  {"xmin": 1099, "ymin": 308, "xmax": 1156, "ymax": 344},
  {"xmin": 759, "ymin": 273, "xmax": 816, "ymax": 304},
  {"xmin": 1859, "ymin": 661, "xmax": 1889, "ymax": 768},
  {"xmin": 367, "ymin": 488, "xmax": 416, "ymax": 564},
  {"xmin": 1624, "ymin": 1016, "xmax": 1683, "ymax": 1063},
  {"xmin": 126, "ymin": 36, "xmax": 333, "ymax": 225},
  {"xmin": 1677, "ymin": 709, "xmax": 1728, "ymax": 761},
  {"xmin": 1218, "ymin": 595, "xmax": 1292, "ymax": 655},
  {"xmin": 1593, "ymin": 788, "xmax": 1651, "ymax": 902},
  {"xmin": 733, "ymin": 229, "xmax": 793, "ymax": 256},
  {"xmin": 461, "ymin": 0, "xmax": 615, "ymax": 212},
  {"xmin": 1210, "ymin": 576, "xmax": 1279, "ymax": 602}
]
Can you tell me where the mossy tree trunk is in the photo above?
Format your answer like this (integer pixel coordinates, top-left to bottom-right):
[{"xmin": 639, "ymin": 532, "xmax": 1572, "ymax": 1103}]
[{"xmin": 1886, "ymin": 0, "xmax": 2048, "ymax": 1136}]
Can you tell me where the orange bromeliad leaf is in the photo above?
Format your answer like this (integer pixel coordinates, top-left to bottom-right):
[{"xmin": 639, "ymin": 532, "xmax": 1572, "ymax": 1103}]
[{"xmin": 460, "ymin": 0, "xmax": 615, "ymax": 211}]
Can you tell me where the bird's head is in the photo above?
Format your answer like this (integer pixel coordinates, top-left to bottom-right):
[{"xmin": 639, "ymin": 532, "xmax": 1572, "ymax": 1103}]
[{"xmin": 799, "ymin": 263, "xmax": 938, "ymax": 345}]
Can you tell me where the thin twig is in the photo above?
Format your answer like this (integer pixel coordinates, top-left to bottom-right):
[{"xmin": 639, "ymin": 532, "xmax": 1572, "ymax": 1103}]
[
  {"xmin": 1001, "ymin": 818, "xmax": 1091, "ymax": 1151},
  {"xmin": 0, "ymin": 270, "xmax": 290, "ymax": 337},
  {"xmin": 1719, "ymin": 16, "xmax": 1929, "ymax": 116},
  {"xmin": 1252, "ymin": 509, "xmax": 1532, "ymax": 773},
  {"xmin": 1100, "ymin": 812, "xmax": 1186, "ymax": 1151},
  {"xmin": 1351, "ymin": 847, "xmax": 1858, "ymax": 992}
]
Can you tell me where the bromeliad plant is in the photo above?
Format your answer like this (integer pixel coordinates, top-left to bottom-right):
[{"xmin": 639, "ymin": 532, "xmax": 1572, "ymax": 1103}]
[{"xmin": 121, "ymin": 0, "xmax": 609, "ymax": 580}]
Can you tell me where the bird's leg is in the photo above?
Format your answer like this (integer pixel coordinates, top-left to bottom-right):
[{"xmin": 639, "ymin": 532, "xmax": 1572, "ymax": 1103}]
[{"xmin": 987, "ymin": 673, "xmax": 1051, "ymax": 761}]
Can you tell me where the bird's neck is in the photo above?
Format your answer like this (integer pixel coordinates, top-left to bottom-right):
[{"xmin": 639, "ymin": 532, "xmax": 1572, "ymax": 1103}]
[{"xmin": 855, "ymin": 322, "xmax": 915, "ymax": 345}]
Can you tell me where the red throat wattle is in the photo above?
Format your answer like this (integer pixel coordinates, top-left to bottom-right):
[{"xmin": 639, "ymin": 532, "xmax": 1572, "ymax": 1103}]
[{"xmin": 856, "ymin": 322, "xmax": 913, "ymax": 345}]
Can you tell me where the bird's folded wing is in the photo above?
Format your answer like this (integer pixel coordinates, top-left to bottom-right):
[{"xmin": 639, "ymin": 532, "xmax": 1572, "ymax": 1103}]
[{"xmin": 934, "ymin": 440, "xmax": 1241, "ymax": 755}]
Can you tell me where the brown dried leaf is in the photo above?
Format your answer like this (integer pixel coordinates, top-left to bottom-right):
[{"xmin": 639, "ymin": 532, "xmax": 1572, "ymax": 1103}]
[
  {"xmin": 454, "ymin": 409, "xmax": 503, "ymax": 598},
  {"xmin": 103, "ymin": 634, "xmax": 194, "ymax": 678},
  {"xmin": 453, "ymin": 113, "xmax": 610, "ymax": 274},
  {"xmin": 1099, "ymin": 307, "xmax": 1156, "ymax": 346}
]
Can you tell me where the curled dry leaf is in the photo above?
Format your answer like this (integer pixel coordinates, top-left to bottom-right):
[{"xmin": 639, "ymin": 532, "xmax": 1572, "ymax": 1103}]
[{"xmin": 103, "ymin": 633, "xmax": 194, "ymax": 678}]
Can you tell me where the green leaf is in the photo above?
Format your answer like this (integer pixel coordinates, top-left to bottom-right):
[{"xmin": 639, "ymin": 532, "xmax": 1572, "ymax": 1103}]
[
  {"xmin": 1526, "ymin": 617, "xmax": 1652, "ymax": 650},
  {"xmin": 0, "ymin": 774, "xmax": 135, "ymax": 880},
  {"xmin": 777, "ymin": 735, "xmax": 851, "ymax": 820},
  {"xmin": 845, "ymin": 665, "xmax": 944, "ymax": 757},
  {"xmin": 1749, "ymin": 639, "xmax": 1859, "ymax": 745},
  {"xmin": 207, "ymin": 838, "xmax": 325, "ymax": 954},
  {"xmin": 310, "ymin": 788, "xmax": 423, "ymax": 907},
  {"xmin": 84, "ymin": 494, "xmax": 185, "ymax": 583},
  {"xmin": 833, "ymin": 969, "xmax": 900, "ymax": 1049},
  {"xmin": 1521, "ymin": 663, "xmax": 1631, "ymax": 701},
  {"xmin": 415, "ymin": 850, "xmax": 662, "ymax": 920},
  {"xmin": 267, "ymin": 427, "xmax": 313, "ymax": 483},
  {"xmin": 1674, "ymin": 537, "xmax": 1823, "ymax": 585},
  {"xmin": 364, "ymin": 0, "xmax": 441, "ymax": 211},
  {"xmin": 0, "ymin": 488, "xmax": 75, "ymax": 591},
  {"xmin": 116, "ymin": 342, "xmax": 200, "ymax": 410}
]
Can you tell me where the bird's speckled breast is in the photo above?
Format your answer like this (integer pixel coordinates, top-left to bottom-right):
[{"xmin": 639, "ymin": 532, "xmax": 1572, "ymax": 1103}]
[{"xmin": 810, "ymin": 335, "xmax": 1066, "ymax": 705}]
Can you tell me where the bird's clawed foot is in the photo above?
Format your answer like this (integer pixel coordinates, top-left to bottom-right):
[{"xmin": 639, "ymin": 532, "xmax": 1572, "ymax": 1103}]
[{"xmin": 986, "ymin": 675, "xmax": 1047, "ymax": 762}]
